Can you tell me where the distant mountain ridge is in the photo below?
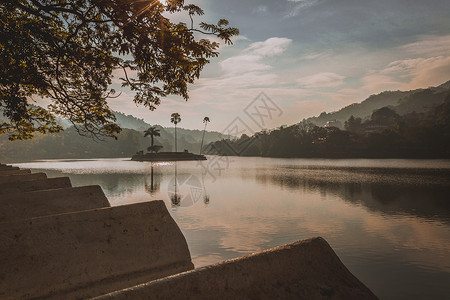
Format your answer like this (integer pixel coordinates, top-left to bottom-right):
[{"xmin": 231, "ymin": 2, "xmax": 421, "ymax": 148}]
[{"xmin": 306, "ymin": 80, "xmax": 450, "ymax": 126}]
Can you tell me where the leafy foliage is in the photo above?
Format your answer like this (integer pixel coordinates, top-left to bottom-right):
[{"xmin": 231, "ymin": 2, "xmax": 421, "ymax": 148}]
[
  {"xmin": 0, "ymin": 0, "xmax": 238, "ymax": 140},
  {"xmin": 170, "ymin": 112, "xmax": 181, "ymax": 125},
  {"xmin": 144, "ymin": 125, "xmax": 160, "ymax": 149}
]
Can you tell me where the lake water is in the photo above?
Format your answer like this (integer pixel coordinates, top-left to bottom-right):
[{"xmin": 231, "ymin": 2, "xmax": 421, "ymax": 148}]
[{"xmin": 15, "ymin": 157, "xmax": 450, "ymax": 300}]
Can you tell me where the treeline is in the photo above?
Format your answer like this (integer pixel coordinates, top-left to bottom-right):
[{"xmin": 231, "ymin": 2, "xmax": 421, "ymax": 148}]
[
  {"xmin": 0, "ymin": 127, "xmax": 145, "ymax": 162},
  {"xmin": 207, "ymin": 99, "xmax": 450, "ymax": 159},
  {"xmin": 0, "ymin": 125, "xmax": 221, "ymax": 162}
]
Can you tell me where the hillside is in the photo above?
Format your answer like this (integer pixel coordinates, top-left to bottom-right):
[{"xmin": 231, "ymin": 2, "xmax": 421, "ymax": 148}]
[
  {"xmin": 306, "ymin": 80, "xmax": 450, "ymax": 126},
  {"xmin": 0, "ymin": 127, "xmax": 147, "ymax": 162},
  {"xmin": 1, "ymin": 108, "xmax": 226, "ymax": 161}
]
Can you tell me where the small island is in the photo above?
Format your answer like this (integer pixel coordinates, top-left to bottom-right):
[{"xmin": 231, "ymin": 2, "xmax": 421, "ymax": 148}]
[
  {"xmin": 132, "ymin": 150, "xmax": 206, "ymax": 162},
  {"xmin": 132, "ymin": 114, "xmax": 208, "ymax": 162}
]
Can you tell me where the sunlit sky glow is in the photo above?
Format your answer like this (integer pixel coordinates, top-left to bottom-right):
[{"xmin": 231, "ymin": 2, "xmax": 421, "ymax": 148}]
[{"xmin": 107, "ymin": 0, "xmax": 450, "ymax": 132}]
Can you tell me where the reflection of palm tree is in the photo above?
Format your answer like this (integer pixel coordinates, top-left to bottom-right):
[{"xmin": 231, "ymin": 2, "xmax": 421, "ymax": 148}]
[
  {"xmin": 144, "ymin": 126, "xmax": 160, "ymax": 153},
  {"xmin": 145, "ymin": 163, "xmax": 160, "ymax": 195},
  {"xmin": 171, "ymin": 162, "xmax": 181, "ymax": 206},
  {"xmin": 170, "ymin": 113, "xmax": 181, "ymax": 152},
  {"xmin": 201, "ymin": 171, "xmax": 210, "ymax": 205},
  {"xmin": 200, "ymin": 117, "xmax": 210, "ymax": 155}
]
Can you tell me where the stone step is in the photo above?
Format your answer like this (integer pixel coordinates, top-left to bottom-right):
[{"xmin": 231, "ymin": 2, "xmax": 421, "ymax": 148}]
[
  {"xmin": 0, "ymin": 185, "xmax": 110, "ymax": 222},
  {"xmin": 0, "ymin": 166, "xmax": 19, "ymax": 171},
  {"xmin": 0, "ymin": 169, "xmax": 31, "ymax": 176},
  {"xmin": 0, "ymin": 200, "xmax": 194, "ymax": 300},
  {"xmin": 93, "ymin": 238, "xmax": 378, "ymax": 300},
  {"xmin": 0, "ymin": 177, "xmax": 72, "ymax": 195},
  {"xmin": 0, "ymin": 172, "xmax": 47, "ymax": 184}
]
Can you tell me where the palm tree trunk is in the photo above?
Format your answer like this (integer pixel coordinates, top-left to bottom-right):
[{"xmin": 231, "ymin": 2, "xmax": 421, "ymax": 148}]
[{"xmin": 174, "ymin": 124, "xmax": 177, "ymax": 152}]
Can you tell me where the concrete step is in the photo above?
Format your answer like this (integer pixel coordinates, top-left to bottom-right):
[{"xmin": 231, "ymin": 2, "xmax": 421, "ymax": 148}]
[
  {"xmin": 93, "ymin": 238, "xmax": 378, "ymax": 300},
  {"xmin": 0, "ymin": 166, "xmax": 19, "ymax": 171},
  {"xmin": 0, "ymin": 172, "xmax": 47, "ymax": 184},
  {"xmin": 0, "ymin": 185, "xmax": 110, "ymax": 222},
  {"xmin": 0, "ymin": 200, "xmax": 194, "ymax": 300},
  {"xmin": 0, "ymin": 169, "xmax": 31, "ymax": 176},
  {"xmin": 0, "ymin": 177, "xmax": 72, "ymax": 195}
]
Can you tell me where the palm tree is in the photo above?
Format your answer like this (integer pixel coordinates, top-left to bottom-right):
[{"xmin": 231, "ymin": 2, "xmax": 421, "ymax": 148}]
[
  {"xmin": 200, "ymin": 117, "xmax": 210, "ymax": 154},
  {"xmin": 170, "ymin": 113, "xmax": 181, "ymax": 152},
  {"xmin": 144, "ymin": 126, "xmax": 160, "ymax": 153}
]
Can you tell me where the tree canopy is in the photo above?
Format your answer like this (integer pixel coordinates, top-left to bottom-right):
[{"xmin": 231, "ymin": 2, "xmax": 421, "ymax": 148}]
[{"xmin": 0, "ymin": 0, "xmax": 238, "ymax": 140}]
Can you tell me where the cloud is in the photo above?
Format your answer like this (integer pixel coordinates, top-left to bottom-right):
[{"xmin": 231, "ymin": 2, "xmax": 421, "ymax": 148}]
[
  {"xmin": 383, "ymin": 56, "xmax": 450, "ymax": 89},
  {"xmin": 401, "ymin": 34, "xmax": 450, "ymax": 57},
  {"xmin": 219, "ymin": 55, "xmax": 271, "ymax": 74},
  {"xmin": 285, "ymin": 0, "xmax": 321, "ymax": 18},
  {"xmin": 252, "ymin": 5, "xmax": 268, "ymax": 16},
  {"xmin": 299, "ymin": 51, "xmax": 330, "ymax": 61},
  {"xmin": 297, "ymin": 72, "xmax": 346, "ymax": 89},
  {"xmin": 245, "ymin": 37, "xmax": 292, "ymax": 57},
  {"xmin": 219, "ymin": 37, "xmax": 292, "ymax": 75}
]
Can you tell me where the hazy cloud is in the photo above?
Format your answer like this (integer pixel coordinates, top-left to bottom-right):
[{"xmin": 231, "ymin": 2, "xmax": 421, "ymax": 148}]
[
  {"xmin": 285, "ymin": 0, "xmax": 321, "ymax": 17},
  {"xmin": 401, "ymin": 34, "xmax": 450, "ymax": 57},
  {"xmin": 245, "ymin": 37, "xmax": 292, "ymax": 57},
  {"xmin": 298, "ymin": 72, "xmax": 346, "ymax": 89},
  {"xmin": 220, "ymin": 37, "xmax": 292, "ymax": 74},
  {"xmin": 252, "ymin": 5, "xmax": 269, "ymax": 16}
]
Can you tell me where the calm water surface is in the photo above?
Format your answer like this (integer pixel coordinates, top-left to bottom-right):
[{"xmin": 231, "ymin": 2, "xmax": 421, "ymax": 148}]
[{"xmin": 16, "ymin": 157, "xmax": 450, "ymax": 300}]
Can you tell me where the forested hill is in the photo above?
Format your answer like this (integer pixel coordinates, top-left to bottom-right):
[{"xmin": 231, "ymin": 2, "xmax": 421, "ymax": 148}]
[
  {"xmin": 306, "ymin": 80, "xmax": 450, "ymax": 126},
  {"xmin": 209, "ymin": 98, "xmax": 450, "ymax": 159}
]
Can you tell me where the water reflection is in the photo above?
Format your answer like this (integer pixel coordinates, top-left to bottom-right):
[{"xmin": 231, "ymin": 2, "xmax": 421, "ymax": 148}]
[
  {"xmin": 167, "ymin": 162, "xmax": 205, "ymax": 208},
  {"xmin": 170, "ymin": 162, "xmax": 181, "ymax": 207},
  {"xmin": 202, "ymin": 173, "xmax": 210, "ymax": 205},
  {"xmin": 144, "ymin": 163, "xmax": 161, "ymax": 195},
  {"xmin": 253, "ymin": 166, "xmax": 450, "ymax": 223}
]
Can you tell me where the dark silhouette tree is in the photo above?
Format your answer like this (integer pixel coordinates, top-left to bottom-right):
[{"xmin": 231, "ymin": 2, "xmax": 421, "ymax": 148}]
[
  {"xmin": 345, "ymin": 115, "xmax": 364, "ymax": 134},
  {"xmin": 371, "ymin": 107, "xmax": 400, "ymax": 126},
  {"xmin": 144, "ymin": 126, "xmax": 160, "ymax": 152},
  {"xmin": 0, "ymin": 1, "xmax": 238, "ymax": 140},
  {"xmin": 170, "ymin": 113, "xmax": 181, "ymax": 152},
  {"xmin": 199, "ymin": 116, "xmax": 210, "ymax": 154}
]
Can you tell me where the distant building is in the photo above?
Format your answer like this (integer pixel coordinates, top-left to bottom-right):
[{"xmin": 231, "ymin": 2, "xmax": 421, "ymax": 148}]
[{"xmin": 324, "ymin": 119, "xmax": 343, "ymax": 129}]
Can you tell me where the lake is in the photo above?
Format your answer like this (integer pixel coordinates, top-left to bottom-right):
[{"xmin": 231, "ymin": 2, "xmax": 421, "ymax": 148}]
[{"xmin": 16, "ymin": 157, "xmax": 450, "ymax": 300}]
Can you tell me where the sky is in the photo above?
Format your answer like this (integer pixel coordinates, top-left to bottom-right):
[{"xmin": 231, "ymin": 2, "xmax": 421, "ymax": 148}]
[{"xmin": 107, "ymin": 0, "xmax": 450, "ymax": 133}]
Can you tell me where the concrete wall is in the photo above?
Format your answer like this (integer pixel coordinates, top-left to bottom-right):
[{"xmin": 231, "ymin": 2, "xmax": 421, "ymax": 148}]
[
  {"xmin": 94, "ymin": 237, "xmax": 378, "ymax": 300},
  {"xmin": 0, "ymin": 176, "xmax": 72, "ymax": 195},
  {"xmin": 0, "ymin": 185, "xmax": 110, "ymax": 222},
  {"xmin": 0, "ymin": 200, "xmax": 194, "ymax": 300},
  {"xmin": 0, "ymin": 172, "xmax": 47, "ymax": 184}
]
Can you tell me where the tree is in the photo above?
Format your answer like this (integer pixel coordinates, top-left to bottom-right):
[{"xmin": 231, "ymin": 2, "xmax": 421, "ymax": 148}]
[
  {"xmin": 144, "ymin": 126, "xmax": 160, "ymax": 152},
  {"xmin": 199, "ymin": 116, "xmax": 209, "ymax": 154},
  {"xmin": 345, "ymin": 115, "xmax": 363, "ymax": 134},
  {"xmin": 170, "ymin": 112, "xmax": 181, "ymax": 152},
  {"xmin": 0, "ymin": 0, "xmax": 238, "ymax": 140},
  {"xmin": 371, "ymin": 107, "xmax": 400, "ymax": 126}
]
